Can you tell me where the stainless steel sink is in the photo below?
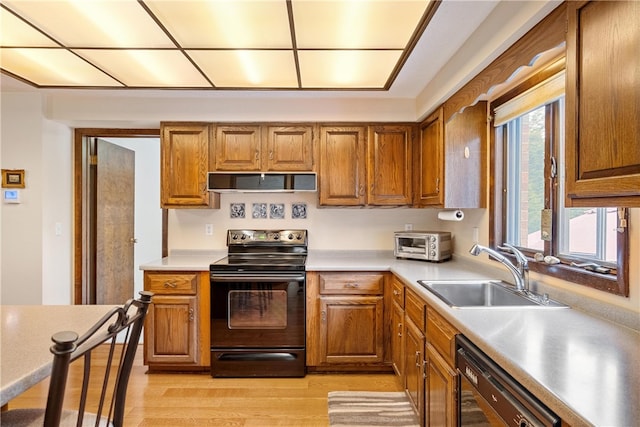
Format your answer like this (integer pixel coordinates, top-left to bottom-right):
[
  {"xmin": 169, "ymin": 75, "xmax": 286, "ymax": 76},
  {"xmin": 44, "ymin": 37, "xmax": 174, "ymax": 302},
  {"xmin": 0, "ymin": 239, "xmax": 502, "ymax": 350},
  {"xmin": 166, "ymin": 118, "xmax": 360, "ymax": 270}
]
[{"xmin": 417, "ymin": 280, "xmax": 568, "ymax": 309}]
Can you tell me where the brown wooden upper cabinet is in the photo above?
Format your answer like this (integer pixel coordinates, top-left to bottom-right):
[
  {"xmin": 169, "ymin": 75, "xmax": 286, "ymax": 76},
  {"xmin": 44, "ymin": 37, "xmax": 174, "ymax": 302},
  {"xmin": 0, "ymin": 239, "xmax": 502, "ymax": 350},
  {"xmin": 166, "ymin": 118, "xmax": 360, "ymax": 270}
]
[
  {"xmin": 414, "ymin": 102, "xmax": 487, "ymax": 208},
  {"xmin": 368, "ymin": 125, "xmax": 413, "ymax": 205},
  {"xmin": 319, "ymin": 126, "xmax": 367, "ymax": 206},
  {"xmin": 213, "ymin": 124, "xmax": 314, "ymax": 172},
  {"xmin": 319, "ymin": 125, "xmax": 413, "ymax": 206},
  {"xmin": 160, "ymin": 122, "xmax": 217, "ymax": 208},
  {"xmin": 565, "ymin": 1, "xmax": 640, "ymax": 207}
]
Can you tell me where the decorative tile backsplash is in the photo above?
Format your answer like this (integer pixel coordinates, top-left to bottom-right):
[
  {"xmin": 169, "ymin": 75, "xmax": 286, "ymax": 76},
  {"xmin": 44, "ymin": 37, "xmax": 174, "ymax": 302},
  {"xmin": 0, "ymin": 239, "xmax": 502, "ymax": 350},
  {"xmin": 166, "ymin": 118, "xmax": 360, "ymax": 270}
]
[{"xmin": 230, "ymin": 202, "xmax": 307, "ymax": 220}]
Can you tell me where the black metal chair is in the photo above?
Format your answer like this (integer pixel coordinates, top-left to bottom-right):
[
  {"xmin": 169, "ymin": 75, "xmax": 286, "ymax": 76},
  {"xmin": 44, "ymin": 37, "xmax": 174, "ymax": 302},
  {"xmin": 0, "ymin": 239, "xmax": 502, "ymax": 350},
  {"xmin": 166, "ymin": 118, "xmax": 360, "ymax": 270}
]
[{"xmin": 2, "ymin": 291, "xmax": 153, "ymax": 427}]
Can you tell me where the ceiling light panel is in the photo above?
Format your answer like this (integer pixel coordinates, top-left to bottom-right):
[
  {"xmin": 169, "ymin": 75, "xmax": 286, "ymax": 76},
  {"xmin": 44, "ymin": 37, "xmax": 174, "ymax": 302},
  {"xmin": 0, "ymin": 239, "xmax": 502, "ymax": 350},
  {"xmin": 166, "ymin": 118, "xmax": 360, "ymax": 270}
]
[
  {"xmin": 1, "ymin": 0, "xmax": 174, "ymax": 48},
  {"xmin": 74, "ymin": 49, "xmax": 212, "ymax": 87},
  {"xmin": 0, "ymin": 48, "xmax": 123, "ymax": 87},
  {"xmin": 0, "ymin": 8, "xmax": 57, "ymax": 47},
  {"xmin": 292, "ymin": 0, "xmax": 431, "ymax": 48},
  {"xmin": 188, "ymin": 50, "xmax": 298, "ymax": 88},
  {"xmin": 299, "ymin": 50, "xmax": 402, "ymax": 88},
  {"xmin": 145, "ymin": 1, "xmax": 292, "ymax": 48}
]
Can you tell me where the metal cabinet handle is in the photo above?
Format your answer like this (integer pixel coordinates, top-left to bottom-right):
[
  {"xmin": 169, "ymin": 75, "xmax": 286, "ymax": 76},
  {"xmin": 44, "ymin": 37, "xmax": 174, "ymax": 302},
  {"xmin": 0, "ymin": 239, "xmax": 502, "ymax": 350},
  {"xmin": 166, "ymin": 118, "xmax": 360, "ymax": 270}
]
[
  {"xmin": 345, "ymin": 282, "xmax": 359, "ymax": 288},
  {"xmin": 393, "ymin": 289, "xmax": 400, "ymax": 296},
  {"xmin": 164, "ymin": 282, "xmax": 177, "ymax": 288},
  {"xmin": 188, "ymin": 308, "xmax": 194, "ymax": 322},
  {"xmin": 359, "ymin": 185, "xmax": 365, "ymax": 196},
  {"xmin": 255, "ymin": 150, "xmax": 260, "ymax": 160},
  {"xmin": 269, "ymin": 150, "xmax": 273, "ymax": 160},
  {"xmin": 435, "ymin": 177, "xmax": 440, "ymax": 193},
  {"xmin": 321, "ymin": 310, "xmax": 327, "ymax": 322},
  {"xmin": 422, "ymin": 360, "xmax": 427, "ymax": 379},
  {"xmin": 397, "ymin": 322, "xmax": 403, "ymax": 337},
  {"xmin": 415, "ymin": 351, "xmax": 421, "ymax": 368}
]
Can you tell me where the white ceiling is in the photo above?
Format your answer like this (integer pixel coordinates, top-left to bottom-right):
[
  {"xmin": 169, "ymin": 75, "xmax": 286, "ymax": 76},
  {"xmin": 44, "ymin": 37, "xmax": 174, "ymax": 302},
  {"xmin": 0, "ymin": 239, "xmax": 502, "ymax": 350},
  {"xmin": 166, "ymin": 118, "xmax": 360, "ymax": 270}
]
[{"xmin": 0, "ymin": 1, "xmax": 562, "ymax": 126}]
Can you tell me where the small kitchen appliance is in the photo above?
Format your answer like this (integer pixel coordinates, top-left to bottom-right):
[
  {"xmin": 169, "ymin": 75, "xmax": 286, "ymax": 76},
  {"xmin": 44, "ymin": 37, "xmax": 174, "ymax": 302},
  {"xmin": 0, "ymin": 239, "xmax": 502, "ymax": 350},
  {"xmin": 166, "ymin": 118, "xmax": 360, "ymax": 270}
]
[
  {"xmin": 394, "ymin": 231, "xmax": 452, "ymax": 262},
  {"xmin": 209, "ymin": 229, "xmax": 307, "ymax": 378}
]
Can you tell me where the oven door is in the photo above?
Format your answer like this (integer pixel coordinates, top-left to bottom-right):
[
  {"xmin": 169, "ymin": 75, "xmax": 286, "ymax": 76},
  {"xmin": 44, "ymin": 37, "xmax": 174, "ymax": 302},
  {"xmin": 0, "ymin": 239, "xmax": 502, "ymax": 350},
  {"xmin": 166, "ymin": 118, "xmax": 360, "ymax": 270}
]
[{"xmin": 210, "ymin": 272, "xmax": 306, "ymax": 377}]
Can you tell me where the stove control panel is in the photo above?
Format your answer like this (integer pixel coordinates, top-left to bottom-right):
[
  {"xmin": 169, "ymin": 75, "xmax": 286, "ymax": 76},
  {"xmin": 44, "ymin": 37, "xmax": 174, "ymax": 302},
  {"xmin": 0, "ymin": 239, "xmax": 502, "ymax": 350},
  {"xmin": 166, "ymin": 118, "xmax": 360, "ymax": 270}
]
[{"xmin": 227, "ymin": 229, "xmax": 307, "ymax": 245}]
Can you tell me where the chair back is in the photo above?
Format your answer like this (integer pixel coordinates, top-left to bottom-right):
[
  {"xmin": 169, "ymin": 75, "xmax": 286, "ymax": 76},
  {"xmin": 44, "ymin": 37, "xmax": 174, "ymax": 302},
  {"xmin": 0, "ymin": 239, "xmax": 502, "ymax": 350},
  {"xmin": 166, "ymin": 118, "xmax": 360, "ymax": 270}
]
[{"xmin": 44, "ymin": 291, "xmax": 153, "ymax": 427}]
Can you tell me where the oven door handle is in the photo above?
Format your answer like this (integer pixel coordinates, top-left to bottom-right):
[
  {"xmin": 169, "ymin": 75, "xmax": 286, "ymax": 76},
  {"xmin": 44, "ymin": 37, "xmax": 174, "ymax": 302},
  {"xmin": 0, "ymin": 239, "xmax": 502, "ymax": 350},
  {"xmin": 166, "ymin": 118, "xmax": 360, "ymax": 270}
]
[{"xmin": 211, "ymin": 273, "xmax": 306, "ymax": 282}]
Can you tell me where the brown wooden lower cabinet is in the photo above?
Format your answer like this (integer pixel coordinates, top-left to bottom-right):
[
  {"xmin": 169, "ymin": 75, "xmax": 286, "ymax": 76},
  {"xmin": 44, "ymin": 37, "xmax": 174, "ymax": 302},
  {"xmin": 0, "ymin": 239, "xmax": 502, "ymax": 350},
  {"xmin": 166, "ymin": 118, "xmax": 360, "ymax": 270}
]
[
  {"xmin": 426, "ymin": 343, "xmax": 458, "ymax": 427},
  {"xmin": 404, "ymin": 314, "xmax": 426, "ymax": 424},
  {"xmin": 306, "ymin": 271, "xmax": 389, "ymax": 371},
  {"xmin": 143, "ymin": 270, "xmax": 210, "ymax": 371}
]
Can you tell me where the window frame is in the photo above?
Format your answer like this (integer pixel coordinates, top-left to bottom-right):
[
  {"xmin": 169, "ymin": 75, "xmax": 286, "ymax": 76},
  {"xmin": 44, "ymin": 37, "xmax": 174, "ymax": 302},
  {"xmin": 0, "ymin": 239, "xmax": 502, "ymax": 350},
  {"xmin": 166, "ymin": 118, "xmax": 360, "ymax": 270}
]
[{"xmin": 489, "ymin": 62, "xmax": 629, "ymax": 297}]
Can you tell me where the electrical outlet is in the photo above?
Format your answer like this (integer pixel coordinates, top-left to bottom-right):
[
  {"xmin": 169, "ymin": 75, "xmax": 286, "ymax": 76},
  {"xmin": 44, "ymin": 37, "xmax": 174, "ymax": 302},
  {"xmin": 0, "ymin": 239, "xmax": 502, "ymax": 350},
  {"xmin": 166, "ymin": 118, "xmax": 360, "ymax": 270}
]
[
  {"xmin": 205, "ymin": 224, "xmax": 213, "ymax": 236},
  {"xmin": 404, "ymin": 223, "xmax": 413, "ymax": 231}
]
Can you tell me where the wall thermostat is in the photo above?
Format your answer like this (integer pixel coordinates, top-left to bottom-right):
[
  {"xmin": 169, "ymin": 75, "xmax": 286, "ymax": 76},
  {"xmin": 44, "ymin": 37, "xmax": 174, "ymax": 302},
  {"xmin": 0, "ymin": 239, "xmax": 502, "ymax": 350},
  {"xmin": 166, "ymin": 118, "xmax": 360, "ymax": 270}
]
[{"xmin": 3, "ymin": 189, "xmax": 20, "ymax": 203}]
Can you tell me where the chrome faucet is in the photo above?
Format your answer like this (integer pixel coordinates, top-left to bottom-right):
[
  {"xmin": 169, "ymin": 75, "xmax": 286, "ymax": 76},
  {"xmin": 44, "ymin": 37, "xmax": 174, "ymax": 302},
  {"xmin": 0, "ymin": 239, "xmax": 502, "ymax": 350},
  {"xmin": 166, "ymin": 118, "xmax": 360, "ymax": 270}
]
[{"xmin": 469, "ymin": 243, "xmax": 529, "ymax": 292}]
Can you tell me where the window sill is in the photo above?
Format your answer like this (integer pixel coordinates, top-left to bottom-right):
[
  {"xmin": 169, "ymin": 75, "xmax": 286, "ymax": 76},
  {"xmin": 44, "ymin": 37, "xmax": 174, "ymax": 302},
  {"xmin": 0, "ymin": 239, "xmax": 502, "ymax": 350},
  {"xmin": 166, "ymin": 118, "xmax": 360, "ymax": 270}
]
[{"xmin": 527, "ymin": 259, "xmax": 625, "ymax": 296}]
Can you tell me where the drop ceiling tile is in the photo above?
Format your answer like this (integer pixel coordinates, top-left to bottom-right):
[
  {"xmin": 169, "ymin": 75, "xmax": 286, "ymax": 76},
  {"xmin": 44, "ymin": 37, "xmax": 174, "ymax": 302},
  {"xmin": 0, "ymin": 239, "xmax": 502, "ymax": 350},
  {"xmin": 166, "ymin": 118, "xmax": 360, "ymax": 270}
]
[
  {"xmin": 1, "ymin": 0, "xmax": 174, "ymax": 47},
  {"xmin": 0, "ymin": 8, "xmax": 58, "ymax": 47},
  {"xmin": 74, "ymin": 49, "xmax": 212, "ymax": 87},
  {"xmin": 299, "ymin": 50, "xmax": 402, "ymax": 88},
  {"xmin": 146, "ymin": 0, "xmax": 292, "ymax": 48},
  {"xmin": 188, "ymin": 50, "xmax": 298, "ymax": 88},
  {"xmin": 292, "ymin": 0, "xmax": 430, "ymax": 48},
  {"xmin": 0, "ymin": 48, "xmax": 123, "ymax": 86}
]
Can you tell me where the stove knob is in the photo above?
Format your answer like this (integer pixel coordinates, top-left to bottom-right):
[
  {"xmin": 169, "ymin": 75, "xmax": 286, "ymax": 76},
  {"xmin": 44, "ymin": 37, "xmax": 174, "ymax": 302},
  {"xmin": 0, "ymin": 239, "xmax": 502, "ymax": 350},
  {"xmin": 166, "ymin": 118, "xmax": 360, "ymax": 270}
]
[
  {"xmin": 296, "ymin": 233, "xmax": 303, "ymax": 240},
  {"xmin": 241, "ymin": 234, "xmax": 247, "ymax": 240},
  {"xmin": 232, "ymin": 234, "xmax": 239, "ymax": 240},
  {"xmin": 273, "ymin": 234, "xmax": 280, "ymax": 240},
  {"xmin": 288, "ymin": 233, "xmax": 294, "ymax": 240}
]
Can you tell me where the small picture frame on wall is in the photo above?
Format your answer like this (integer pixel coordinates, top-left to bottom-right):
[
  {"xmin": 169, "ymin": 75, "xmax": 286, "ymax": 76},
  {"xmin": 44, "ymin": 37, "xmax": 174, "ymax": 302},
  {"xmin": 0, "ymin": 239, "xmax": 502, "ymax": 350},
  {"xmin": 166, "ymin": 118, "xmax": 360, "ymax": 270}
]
[
  {"xmin": 1, "ymin": 169, "xmax": 25, "ymax": 188},
  {"xmin": 269, "ymin": 203, "xmax": 285, "ymax": 219},
  {"xmin": 291, "ymin": 203, "xmax": 307, "ymax": 219},
  {"xmin": 230, "ymin": 203, "xmax": 246, "ymax": 219}
]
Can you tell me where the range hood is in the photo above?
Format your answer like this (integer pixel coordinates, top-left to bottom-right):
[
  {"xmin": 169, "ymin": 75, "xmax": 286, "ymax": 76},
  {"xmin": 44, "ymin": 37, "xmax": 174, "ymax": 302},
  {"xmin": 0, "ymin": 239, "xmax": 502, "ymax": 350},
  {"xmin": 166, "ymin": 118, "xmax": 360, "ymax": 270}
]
[{"xmin": 207, "ymin": 172, "xmax": 317, "ymax": 193}]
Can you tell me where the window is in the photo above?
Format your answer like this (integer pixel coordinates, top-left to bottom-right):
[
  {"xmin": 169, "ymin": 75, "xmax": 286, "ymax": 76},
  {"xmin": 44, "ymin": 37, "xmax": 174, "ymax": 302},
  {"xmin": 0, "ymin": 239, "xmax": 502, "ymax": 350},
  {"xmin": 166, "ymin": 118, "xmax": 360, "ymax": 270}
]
[{"xmin": 491, "ymin": 64, "xmax": 629, "ymax": 296}]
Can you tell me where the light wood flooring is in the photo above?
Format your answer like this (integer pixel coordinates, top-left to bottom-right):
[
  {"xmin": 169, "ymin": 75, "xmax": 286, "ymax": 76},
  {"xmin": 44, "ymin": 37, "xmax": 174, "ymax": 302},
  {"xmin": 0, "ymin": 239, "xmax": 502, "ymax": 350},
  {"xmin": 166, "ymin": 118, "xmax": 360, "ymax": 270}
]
[{"xmin": 7, "ymin": 346, "xmax": 403, "ymax": 426}]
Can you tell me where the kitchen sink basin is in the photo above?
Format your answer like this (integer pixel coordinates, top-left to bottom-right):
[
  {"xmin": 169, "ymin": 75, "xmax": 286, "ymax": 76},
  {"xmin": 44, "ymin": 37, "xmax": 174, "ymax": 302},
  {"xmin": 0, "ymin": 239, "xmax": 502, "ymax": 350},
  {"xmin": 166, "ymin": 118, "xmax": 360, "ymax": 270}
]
[{"xmin": 417, "ymin": 280, "xmax": 568, "ymax": 309}]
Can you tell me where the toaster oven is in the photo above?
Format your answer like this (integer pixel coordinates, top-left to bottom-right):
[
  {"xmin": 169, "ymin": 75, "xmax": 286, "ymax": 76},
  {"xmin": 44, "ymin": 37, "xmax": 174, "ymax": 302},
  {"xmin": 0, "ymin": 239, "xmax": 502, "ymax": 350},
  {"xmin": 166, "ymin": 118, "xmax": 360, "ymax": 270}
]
[{"xmin": 394, "ymin": 231, "xmax": 452, "ymax": 262}]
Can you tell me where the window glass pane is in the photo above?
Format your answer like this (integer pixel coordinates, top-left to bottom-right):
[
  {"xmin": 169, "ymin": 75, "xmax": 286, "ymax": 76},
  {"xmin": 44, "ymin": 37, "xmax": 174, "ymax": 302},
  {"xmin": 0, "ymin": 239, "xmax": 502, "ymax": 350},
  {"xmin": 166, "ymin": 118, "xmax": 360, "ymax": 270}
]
[
  {"xmin": 505, "ymin": 106, "xmax": 545, "ymax": 251},
  {"xmin": 559, "ymin": 207, "xmax": 617, "ymax": 264}
]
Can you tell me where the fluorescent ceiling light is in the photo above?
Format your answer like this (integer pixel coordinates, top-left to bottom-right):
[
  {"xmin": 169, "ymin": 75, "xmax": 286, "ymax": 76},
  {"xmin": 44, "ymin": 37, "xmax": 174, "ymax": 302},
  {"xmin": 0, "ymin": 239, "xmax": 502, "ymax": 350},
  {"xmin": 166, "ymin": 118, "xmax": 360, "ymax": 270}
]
[{"xmin": 0, "ymin": 0, "xmax": 436, "ymax": 90}]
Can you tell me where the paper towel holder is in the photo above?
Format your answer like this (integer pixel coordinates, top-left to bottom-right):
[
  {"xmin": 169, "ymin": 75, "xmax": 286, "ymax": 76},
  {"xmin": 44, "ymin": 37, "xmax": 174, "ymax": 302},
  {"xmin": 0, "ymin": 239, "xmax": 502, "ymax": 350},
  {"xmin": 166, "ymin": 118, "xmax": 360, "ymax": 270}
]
[{"xmin": 437, "ymin": 209, "xmax": 464, "ymax": 221}]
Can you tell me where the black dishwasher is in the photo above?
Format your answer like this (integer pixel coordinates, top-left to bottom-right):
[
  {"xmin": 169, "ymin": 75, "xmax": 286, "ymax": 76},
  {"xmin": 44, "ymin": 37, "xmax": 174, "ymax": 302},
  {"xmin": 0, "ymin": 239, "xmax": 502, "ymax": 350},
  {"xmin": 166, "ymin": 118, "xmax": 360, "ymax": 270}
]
[{"xmin": 456, "ymin": 335, "xmax": 560, "ymax": 427}]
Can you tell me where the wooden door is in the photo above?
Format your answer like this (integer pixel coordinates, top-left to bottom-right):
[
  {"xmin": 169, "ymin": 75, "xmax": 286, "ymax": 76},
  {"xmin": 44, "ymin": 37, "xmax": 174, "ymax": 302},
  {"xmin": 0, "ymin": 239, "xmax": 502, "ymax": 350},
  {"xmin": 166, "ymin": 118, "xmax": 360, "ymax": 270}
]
[
  {"xmin": 95, "ymin": 139, "xmax": 135, "ymax": 305},
  {"xmin": 368, "ymin": 125, "xmax": 413, "ymax": 205},
  {"xmin": 319, "ymin": 126, "xmax": 367, "ymax": 205},
  {"xmin": 144, "ymin": 295, "xmax": 198, "ymax": 365},
  {"xmin": 214, "ymin": 125, "xmax": 262, "ymax": 171},
  {"xmin": 415, "ymin": 109, "xmax": 444, "ymax": 207},
  {"xmin": 319, "ymin": 295, "xmax": 384, "ymax": 364},
  {"xmin": 404, "ymin": 317, "xmax": 425, "ymax": 424},
  {"xmin": 426, "ymin": 344, "xmax": 458, "ymax": 427},
  {"xmin": 565, "ymin": 0, "xmax": 640, "ymax": 207},
  {"xmin": 160, "ymin": 123, "xmax": 212, "ymax": 208},
  {"xmin": 265, "ymin": 125, "xmax": 314, "ymax": 171}
]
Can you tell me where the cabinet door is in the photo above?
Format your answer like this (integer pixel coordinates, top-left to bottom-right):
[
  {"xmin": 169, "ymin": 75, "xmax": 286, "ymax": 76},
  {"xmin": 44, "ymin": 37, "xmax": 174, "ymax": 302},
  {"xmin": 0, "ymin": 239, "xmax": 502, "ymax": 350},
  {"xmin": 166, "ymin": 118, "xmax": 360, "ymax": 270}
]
[
  {"xmin": 145, "ymin": 295, "xmax": 198, "ymax": 365},
  {"xmin": 161, "ymin": 123, "xmax": 212, "ymax": 208},
  {"xmin": 565, "ymin": 1, "xmax": 640, "ymax": 207},
  {"xmin": 443, "ymin": 101, "xmax": 487, "ymax": 208},
  {"xmin": 426, "ymin": 344, "xmax": 458, "ymax": 427},
  {"xmin": 319, "ymin": 295, "xmax": 384, "ymax": 364},
  {"xmin": 214, "ymin": 125, "xmax": 262, "ymax": 171},
  {"xmin": 391, "ymin": 301, "xmax": 405, "ymax": 377},
  {"xmin": 319, "ymin": 126, "xmax": 367, "ymax": 206},
  {"xmin": 404, "ymin": 317, "xmax": 425, "ymax": 424},
  {"xmin": 265, "ymin": 125, "xmax": 314, "ymax": 171},
  {"xmin": 368, "ymin": 125, "xmax": 413, "ymax": 205},
  {"xmin": 415, "ymin": 109, "xmax": 444, "ymax": 207}
]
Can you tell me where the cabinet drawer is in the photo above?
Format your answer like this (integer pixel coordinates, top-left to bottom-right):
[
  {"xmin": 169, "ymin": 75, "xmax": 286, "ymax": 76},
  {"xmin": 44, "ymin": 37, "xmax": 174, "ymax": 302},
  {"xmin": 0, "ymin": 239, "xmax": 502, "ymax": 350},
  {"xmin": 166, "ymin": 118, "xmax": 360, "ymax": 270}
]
[
  {"xmin": 405, "ymin": 288, "xmax": 425, "ymax": 330},
  {"xmin": 391, "ymin": 276, "xmax": 405, "ymax": 308},
  {"xmin": 426, "ymin": 305, "xmax": 458, "ymax": 364},
  {"xmin": 145, "ymin": 272, "xmax": 198, "ymax": 295},
  {"xmin": 319, "ymin": 273, "xmax": 384, "ymax": 295}
]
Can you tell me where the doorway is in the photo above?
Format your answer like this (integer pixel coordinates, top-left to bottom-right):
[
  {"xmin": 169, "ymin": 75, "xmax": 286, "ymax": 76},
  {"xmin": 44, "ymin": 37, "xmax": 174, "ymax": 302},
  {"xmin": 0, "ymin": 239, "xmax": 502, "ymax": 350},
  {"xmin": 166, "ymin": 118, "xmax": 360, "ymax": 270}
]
[{"xmin": 74, "ymin": 128, "xmax": 165, "ymax": 305}]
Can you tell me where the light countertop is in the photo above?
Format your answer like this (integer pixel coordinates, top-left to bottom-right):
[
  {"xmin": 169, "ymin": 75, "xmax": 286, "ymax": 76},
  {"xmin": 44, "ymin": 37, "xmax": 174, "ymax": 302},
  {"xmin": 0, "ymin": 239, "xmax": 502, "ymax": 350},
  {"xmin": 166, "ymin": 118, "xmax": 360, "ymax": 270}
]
[
  {"xmin": 0, "ymin": 305, "xmax": 117, "ymax": 406},
  {"xmin": 140, "ymin": 250, "xmax": 640, "ymax": 427}
]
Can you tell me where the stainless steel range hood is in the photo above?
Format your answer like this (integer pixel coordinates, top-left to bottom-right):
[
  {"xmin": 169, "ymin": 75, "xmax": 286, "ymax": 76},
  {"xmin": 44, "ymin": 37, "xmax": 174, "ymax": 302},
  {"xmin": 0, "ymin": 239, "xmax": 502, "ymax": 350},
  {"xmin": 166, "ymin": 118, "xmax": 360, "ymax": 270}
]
[{"xmin": 207, "ymin": 172, "xmax": 317, "ymax": 193}]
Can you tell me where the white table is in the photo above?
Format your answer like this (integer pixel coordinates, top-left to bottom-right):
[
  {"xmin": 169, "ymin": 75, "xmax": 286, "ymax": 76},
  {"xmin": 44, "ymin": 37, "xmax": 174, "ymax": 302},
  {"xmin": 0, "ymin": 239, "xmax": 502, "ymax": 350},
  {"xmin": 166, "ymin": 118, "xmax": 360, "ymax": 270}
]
[{"xmin": 0, "ymin": 305, "xmax": 116, "ymax": 406}]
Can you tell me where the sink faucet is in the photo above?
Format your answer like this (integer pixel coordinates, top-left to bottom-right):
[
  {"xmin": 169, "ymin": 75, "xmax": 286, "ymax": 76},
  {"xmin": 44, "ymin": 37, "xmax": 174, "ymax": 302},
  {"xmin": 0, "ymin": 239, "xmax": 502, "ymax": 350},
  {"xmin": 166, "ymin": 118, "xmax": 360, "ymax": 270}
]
[{"xmin": 469, "ymin": 243, "xmax": 529, "ymax": 292}]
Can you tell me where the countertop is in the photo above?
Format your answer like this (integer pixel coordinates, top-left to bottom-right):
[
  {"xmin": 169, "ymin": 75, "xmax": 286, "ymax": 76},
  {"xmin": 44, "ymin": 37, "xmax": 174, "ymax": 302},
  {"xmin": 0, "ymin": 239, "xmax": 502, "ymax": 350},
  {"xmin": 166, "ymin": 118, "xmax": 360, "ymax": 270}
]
[
  {"xmin": 0, "ymin": 305, "xmax": 117, "ymax": 406},
  {"xmin": 140, "ymin": 250, "xmax": 640, "ymax": 427}
]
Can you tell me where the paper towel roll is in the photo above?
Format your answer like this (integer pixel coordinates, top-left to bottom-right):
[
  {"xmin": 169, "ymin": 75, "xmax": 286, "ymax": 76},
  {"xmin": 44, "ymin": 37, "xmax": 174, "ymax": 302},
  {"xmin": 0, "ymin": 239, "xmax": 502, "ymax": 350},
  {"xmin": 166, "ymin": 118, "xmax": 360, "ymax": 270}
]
[{"xmin": 437, "ymin": 210, "xmax": 464, "ymax": 221}]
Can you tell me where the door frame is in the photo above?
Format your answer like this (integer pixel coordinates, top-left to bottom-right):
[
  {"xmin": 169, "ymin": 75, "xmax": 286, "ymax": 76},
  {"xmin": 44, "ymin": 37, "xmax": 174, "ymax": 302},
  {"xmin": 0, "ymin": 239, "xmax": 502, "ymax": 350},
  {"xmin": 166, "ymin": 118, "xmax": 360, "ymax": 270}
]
[{"xmin": 73, "ymin": 128, "xmax": 164, "ymax": 305}]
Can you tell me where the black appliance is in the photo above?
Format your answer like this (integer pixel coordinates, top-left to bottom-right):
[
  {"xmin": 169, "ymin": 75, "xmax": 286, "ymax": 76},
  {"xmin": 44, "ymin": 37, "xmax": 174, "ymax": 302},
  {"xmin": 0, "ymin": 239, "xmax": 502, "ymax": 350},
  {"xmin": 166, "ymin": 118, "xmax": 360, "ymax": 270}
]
[
  {"xmin": 456, "ymin": 335, "xmax": 560, "ymax": 427},
  {"xmin": 210, "ymin": 229, "xmax": 307, "ymax": 377}
]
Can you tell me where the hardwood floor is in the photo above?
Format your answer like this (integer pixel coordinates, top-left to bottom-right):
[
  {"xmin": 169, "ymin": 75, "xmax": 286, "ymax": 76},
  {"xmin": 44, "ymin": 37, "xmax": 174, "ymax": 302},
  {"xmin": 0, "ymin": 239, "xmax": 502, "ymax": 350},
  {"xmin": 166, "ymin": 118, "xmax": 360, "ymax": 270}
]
[{"xmin": 7, "ymin": 346, "xmax": 403, "ymax": 426}]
